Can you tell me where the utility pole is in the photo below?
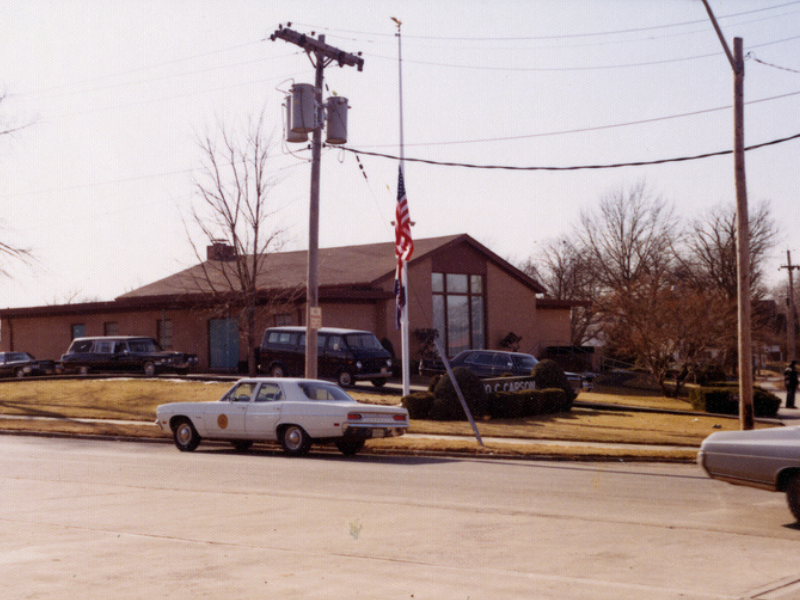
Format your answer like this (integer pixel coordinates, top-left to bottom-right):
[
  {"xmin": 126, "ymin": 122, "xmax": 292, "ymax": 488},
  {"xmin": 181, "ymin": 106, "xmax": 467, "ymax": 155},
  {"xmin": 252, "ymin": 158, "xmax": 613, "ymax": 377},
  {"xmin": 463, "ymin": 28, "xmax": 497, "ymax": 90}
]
[
  {"xmin": 781, "ymin": 250, "xmax": 799, "ymax": 362},
  {"xmin": 270, "ymin": 25, "xmax": 363, "ymax": 379},
  {"xmin": 701, "ymin": 1, "xmax": 754, "ymax": 430}
]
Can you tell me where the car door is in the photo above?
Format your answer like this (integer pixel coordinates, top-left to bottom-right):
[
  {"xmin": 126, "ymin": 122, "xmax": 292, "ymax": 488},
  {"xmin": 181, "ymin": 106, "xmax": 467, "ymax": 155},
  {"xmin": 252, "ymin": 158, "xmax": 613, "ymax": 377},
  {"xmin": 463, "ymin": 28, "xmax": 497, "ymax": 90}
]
[
  {"xmin": 203, "ymin": 382, "xmax": 253, "ymax": 438},
  {"xmin": 244, "ymin": 382, "xmax": 284, "ymax": 440}
]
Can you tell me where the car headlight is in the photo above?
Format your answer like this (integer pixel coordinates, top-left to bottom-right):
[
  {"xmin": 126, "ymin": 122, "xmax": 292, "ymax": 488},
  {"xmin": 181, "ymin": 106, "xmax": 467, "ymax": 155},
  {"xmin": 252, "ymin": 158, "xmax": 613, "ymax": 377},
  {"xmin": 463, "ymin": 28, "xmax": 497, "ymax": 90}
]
[
  {"xmin": 387, "ymin": 359, "xmax": 392, "ymax": 368},
  {"xmin": 355, "ymin": 361, "xmax": 363, "ymax": 370}
]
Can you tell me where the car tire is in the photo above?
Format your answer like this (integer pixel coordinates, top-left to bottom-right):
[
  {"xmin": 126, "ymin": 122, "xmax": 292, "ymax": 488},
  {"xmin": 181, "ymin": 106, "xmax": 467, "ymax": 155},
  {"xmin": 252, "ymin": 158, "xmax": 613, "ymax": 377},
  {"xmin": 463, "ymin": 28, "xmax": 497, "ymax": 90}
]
[
  {"xmin": 14, "ymin": 368, "xmax": 25, "ymax": 378},
  {"xmin": 335, "ymin": 439, "xmax": 365, "ymax": 456},
  {"xmin": 270, "ymin": 364, "xmax": 285, "ymax": 378},
  {"xmin": 337, "ymin": 370, "xmax": 354, "ymax": 388},
  {"xmin": 173, "ymin": 419, "xmax": 201, "ymax": 452},
  {"xmin": 79, "ymin": 366, "xmax": 90, "ymax": 375},
  {"xmin": 280, "ymin": 424, "xmax": 311, "ymax": 456},
  {"xmin": 143, "ymin": 361, "xmax": 156, "ymax": 377},
  {"xmin": 787, "ymin": 473, "xmax": 800, "ymax": 521},
  {"xmin": 231, "ymin": 440, "xmax": 253, "ymax": 452},
  {"xmin": 370, "ymin": 378, "xmax": 387, "ymax": 388}
]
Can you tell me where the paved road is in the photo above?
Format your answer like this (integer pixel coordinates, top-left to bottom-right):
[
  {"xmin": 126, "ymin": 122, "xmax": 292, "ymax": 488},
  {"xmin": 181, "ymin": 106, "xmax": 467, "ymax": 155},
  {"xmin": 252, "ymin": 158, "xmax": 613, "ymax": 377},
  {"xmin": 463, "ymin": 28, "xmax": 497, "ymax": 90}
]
[{"xmin": 2, "ymin": 434, "xmax": 800, "ymax": 599}]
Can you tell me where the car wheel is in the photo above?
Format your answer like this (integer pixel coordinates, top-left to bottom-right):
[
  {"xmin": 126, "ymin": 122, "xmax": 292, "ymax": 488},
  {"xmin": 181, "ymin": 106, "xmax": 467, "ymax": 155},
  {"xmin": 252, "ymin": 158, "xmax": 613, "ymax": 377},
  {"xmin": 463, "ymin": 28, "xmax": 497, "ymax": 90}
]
[
  {"xmin": 338, "ymin": 370, "xmax": 354, "ymax": 387},
  {"xmin": 787, "ymin": 473, "xmax": 800, "ymax": 521},
  {"xmin": 280, "ymin": 425, "xmax": 311, "ymax": 456},
  {"xmin": 231, "ymin": 440, "xmax": 253, "ymax": 452},
  {"xmin": 370, "ymin": 378, "xmax": 387, "ymax": 388},
  {"xmin": 79, "ymin": 366, "xmax": 90, "ymax": 375},
  {"xmin": 336, "ymin": 439, "xmax": 365, "ymax": 456},
  {"xmin": 143, "ymin": 361, "xmax": 156, "ymax": 377},
  {"xmin": 15, "ymin": 368, "xmax": 25, "ymax": 378},
  {"xmin": 173, "ymin": 419, "xmax": 201, "ymax": 452},
  {"xmin": 270, "ymin": 364, "xmax": 285, "ymax": 378}
]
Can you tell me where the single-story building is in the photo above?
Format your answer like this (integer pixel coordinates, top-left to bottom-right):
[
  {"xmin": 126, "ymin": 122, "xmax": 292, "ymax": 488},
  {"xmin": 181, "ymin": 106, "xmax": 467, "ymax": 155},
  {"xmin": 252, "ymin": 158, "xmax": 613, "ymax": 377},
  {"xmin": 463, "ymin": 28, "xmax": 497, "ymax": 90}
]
[{"xmin": 0, "ymin": 234, "xmax": 586, "ymax": 371}]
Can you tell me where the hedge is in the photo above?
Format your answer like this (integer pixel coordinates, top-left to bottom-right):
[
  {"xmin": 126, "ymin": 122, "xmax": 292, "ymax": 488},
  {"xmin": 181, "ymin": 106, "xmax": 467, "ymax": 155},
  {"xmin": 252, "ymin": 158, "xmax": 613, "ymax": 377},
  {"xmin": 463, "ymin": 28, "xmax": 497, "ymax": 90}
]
[
  {"xmin": 402, "ymin": 387, "xmax": 569, "ymax": 421},
  {"xmin": 688, "ymin": 383, "xmax": 781, "ymax": 418}
]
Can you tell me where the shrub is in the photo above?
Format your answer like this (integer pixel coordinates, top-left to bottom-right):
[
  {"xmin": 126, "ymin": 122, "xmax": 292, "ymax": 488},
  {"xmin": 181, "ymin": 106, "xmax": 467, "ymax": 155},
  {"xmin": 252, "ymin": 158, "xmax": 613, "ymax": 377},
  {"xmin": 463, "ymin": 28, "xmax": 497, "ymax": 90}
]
[
  {"xmin": 689, "ymin": 383, "xmax": 781, "ymax": 417},
  {"xmin": 401, "ymin": 392, "xmax": 434, "ymax": 419},
  {"xmin": 431, "ymin": 366, "xmax": 488, "ymax": 421},
  {"xmin": 532, "ymin": 359, "xmax": 576, "ymax": 407},
  {"xmin": 488, "ymin": 388, "xmax": 569, "ymax": 419}
]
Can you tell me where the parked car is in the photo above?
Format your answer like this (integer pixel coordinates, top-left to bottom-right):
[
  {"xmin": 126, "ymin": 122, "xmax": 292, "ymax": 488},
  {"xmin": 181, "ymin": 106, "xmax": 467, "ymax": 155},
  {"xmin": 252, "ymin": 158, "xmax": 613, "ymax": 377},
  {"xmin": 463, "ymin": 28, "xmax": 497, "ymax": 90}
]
[
  {"xmin": 61, "ymin": 336, "xmax": 198, "ymax": 376},
  {"xmin": 259, "ymin": 326, "xmax": 392, "ymax": 387},
  {"xmin": 419, "ymin": 349, "xmax": 592, "ymax": 392},
  {"xmin": 698, "ymin": 426, "xmax": 800, "ymax": 521},
  {"xmin": 156, "ymin": 377, "xmax": 409, "ymax": 456},
  {"xmin": 0, "ymin": 352, "xmax": 57, "ymax": 377}
]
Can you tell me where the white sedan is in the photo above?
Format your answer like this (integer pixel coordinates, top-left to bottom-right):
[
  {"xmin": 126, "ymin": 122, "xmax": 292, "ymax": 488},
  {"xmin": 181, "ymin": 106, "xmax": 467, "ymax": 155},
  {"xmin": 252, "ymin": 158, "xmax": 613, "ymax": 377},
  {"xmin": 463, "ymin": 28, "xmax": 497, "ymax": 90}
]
[
  {"xmin": 698, "ymin": 426, "xmax": 800, "ymax": 521},
  {"xmin": 156, "ymin": 378, "xmax": 409, "ymax": 456}
]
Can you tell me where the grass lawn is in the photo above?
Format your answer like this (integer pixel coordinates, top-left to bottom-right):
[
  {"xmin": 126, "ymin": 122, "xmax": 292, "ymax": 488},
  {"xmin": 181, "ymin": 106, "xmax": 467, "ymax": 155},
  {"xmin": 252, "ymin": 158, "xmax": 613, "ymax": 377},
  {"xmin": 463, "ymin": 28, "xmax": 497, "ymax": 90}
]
[{"xmin": 0, "ymin": 378, "xmax": 778, "ymax": 461}]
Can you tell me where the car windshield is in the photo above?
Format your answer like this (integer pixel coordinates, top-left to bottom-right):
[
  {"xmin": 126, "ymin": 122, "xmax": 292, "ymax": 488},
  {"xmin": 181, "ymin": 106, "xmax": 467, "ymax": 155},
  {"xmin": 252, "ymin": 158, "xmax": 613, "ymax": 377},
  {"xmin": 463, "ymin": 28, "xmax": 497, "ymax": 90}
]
[
  {"xmin": 512, "ymin": 354, "xmax": 538, "ymax": 371},
  {"xmin": 298, "ymin": 382, "xmax": 352, "ymax": 401},
  {"xmin": 344, "ymin": 334, "xmax": 383, "ymax": 350},
  {"xmin": 7, "ymin": 352, "xmax": 32, "ymax": 362}
]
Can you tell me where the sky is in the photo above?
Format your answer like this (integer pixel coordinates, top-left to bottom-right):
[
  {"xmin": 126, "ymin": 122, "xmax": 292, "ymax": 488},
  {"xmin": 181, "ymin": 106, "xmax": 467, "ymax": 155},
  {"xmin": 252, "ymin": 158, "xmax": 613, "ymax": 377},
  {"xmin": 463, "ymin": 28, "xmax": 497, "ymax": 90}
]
[{"xmin": 1, "ymin": 0, "xmax": 799, "ymax": 308}]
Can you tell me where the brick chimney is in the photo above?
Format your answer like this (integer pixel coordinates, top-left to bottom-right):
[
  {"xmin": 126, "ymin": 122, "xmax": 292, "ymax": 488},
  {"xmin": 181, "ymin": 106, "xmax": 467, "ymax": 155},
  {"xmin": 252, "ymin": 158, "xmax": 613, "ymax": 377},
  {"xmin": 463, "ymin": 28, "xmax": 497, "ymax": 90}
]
[{"xmin": 207, "ymin": 241, "xmax": 236, "ymax": 261}]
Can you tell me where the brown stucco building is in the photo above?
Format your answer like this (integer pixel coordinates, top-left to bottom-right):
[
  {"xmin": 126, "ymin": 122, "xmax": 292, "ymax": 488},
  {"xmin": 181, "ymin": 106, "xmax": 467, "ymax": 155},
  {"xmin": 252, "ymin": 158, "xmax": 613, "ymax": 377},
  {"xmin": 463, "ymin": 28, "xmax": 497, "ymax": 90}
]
[{"xmin": 0, "ymin": 234, "xmax": 583, "ymax": 371}]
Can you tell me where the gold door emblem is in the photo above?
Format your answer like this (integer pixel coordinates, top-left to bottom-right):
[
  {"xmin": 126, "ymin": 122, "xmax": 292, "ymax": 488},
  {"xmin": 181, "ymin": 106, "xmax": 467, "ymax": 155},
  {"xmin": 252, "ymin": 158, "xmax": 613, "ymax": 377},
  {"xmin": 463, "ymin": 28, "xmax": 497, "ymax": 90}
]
[{"xmin": 217, "ymin": 414, "xmax": 228, "ymax": 429}]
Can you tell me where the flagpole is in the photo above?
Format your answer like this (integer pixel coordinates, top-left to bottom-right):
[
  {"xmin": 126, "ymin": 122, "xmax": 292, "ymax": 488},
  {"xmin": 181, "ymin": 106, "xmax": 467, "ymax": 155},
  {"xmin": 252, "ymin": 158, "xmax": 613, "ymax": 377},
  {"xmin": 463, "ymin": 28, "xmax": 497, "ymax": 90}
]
[{"xmin": 394, "ymin": 18, "xmax": 411, "ymax": 397}]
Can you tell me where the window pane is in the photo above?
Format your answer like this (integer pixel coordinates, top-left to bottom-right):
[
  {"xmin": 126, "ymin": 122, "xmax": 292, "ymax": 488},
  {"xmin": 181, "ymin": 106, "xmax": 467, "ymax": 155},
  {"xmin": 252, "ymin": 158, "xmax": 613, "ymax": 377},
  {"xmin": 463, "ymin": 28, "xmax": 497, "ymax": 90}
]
[
  {"xmin": 470, "ymin": 275, "xmax": 483, "ymax": 294},
  {"xmin": 446, "ymin": 273, "xmax": 468, "ymax": 294},
  {"xmin": 432, "ymin": 272, "xmax": 444, "ymax": 293},
  {"xmin": 433, "ymin": 295, "xmax": 445, "ymax": 342},
  {"xmin": 471, "ymin": 296, "xmax": 485, "ymax": 350},
  {"xmin": 447, "ymin": 295, "xmax": 469, "ymax": 355}
]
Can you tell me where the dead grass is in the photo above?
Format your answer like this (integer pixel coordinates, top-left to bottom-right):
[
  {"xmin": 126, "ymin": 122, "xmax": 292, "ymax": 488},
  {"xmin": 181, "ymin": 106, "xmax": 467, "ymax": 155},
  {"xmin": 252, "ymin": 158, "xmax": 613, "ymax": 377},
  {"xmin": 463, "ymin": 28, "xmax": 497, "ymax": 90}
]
[{"xmin": 0, "ymin": 378, "xmax": 779, "ymax": 460}]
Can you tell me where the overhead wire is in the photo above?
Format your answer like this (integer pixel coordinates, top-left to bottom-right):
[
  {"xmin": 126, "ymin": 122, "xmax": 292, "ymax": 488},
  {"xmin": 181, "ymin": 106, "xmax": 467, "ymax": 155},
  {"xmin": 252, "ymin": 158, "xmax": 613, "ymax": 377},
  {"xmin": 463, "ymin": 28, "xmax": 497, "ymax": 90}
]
[{"xmin": 338, "ymin": 132, "xmax": 800, "ymax": 172}]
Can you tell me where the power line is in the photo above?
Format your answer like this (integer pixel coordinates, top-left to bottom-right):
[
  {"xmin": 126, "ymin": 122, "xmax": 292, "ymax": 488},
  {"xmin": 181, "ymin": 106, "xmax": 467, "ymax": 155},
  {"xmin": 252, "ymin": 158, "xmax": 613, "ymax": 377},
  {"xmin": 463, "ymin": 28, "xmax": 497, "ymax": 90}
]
[
  {"xmin": 293, "ymin": 2, "xmax": 800, "ymax": 42},
  {"xmin": 339, "ymin": 131, "xmax": 800, "ymax": 171}
]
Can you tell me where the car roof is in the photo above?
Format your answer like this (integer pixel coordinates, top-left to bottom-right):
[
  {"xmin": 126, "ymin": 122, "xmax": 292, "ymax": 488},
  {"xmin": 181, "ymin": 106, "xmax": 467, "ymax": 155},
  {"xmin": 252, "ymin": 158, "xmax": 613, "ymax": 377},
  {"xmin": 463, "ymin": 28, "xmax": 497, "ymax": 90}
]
[
  {"xmin": 265, "ymin": 327, "xmax": 373, "ymax": 335},
  {"xmin": 71, "ymin": 336, "xmax": 155, "ymax": 342}
]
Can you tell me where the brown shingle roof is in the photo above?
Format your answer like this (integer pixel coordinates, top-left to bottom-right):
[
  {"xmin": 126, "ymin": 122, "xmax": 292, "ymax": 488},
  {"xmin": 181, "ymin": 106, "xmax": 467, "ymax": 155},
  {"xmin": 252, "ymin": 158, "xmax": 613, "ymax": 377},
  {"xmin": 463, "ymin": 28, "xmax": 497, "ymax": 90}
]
[{"xmin": 118, "ymin": 234, "xmax": 468, "ymax": 299}]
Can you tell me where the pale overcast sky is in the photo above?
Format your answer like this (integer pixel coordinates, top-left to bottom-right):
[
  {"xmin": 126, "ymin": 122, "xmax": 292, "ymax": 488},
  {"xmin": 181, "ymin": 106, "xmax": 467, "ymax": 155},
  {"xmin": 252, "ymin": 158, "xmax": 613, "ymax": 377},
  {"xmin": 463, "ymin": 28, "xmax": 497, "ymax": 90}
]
[{"xmin": 1, "ymin": 1, "xmax": 799, "ymax": 308}]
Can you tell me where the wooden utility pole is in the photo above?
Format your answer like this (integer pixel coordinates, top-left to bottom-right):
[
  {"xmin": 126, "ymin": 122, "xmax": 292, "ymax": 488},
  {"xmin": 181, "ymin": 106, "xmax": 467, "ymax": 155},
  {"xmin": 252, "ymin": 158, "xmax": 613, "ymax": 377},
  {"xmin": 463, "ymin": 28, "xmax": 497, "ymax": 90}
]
[
  {"xmin": 270, "ymin": 25, "xmax": 363, "ymax": 379},
  {"xmin": 701, "ymin": 2, "xmax": 754, "ymax": 429},
  {"xmin": 781, "ymin": 250, "xmax": 799, "ymax": 362}
]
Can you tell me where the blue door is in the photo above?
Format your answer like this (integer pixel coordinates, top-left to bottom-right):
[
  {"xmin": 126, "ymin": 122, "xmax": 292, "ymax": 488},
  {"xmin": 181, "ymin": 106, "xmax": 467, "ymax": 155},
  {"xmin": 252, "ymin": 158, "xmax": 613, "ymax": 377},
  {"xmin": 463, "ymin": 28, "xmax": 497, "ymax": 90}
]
[{"xmin": 209, "ymin": 318, "xmax": 240, "ymax": 370}]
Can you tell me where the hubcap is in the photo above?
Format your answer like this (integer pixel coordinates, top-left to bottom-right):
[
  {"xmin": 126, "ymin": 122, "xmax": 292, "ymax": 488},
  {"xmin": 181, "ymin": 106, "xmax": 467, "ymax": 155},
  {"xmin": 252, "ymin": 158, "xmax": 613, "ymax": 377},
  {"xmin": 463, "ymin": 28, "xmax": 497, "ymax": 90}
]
[
  {"xmin": 177, "ymin": 424, "xmax": 192, "ymax": 445},
  {"xmin": 286, "ymin": 428, "xmax": 302, "ymax": 450}
]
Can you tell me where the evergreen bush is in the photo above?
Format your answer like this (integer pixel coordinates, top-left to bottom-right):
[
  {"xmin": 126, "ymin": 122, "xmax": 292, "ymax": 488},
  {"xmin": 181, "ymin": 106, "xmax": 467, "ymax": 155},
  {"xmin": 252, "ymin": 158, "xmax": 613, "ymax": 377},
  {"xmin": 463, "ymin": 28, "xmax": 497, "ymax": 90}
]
[
  {"xmin": 401, "ymin": 392, "xmax": 434, "ymax": 420},
  {"xmin": 431, "ymin": 366, "xmax": 488, "ymax": 421},
  {"xmin": 532, "ymin": 359, "xmax": 576, "ymax": 407}
]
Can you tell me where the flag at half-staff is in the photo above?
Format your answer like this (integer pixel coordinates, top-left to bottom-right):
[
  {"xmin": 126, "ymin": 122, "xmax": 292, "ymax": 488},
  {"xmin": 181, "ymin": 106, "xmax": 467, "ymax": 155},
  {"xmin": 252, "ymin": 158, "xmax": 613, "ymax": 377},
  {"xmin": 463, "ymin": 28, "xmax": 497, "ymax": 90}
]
[{"xmin": 394, "ymin": 164, "xmax": 413, "ymax": 329}]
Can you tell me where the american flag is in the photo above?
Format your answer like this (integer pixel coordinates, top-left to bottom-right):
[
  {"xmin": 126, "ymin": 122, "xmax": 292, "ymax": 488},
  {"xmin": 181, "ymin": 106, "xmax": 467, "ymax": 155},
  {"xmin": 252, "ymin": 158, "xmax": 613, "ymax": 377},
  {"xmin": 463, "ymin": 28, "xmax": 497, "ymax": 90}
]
[{"xmin": 394, "ymin": 165, "xmax": 413, "ymax": 329}]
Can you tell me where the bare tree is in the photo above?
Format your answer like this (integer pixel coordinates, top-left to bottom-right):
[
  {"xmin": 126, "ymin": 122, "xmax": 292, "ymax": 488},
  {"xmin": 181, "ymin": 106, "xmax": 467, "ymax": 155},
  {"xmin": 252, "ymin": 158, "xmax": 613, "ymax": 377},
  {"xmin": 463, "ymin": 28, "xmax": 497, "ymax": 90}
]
[
  {"xmin": 187, "ymin": 111, "xmax": 297, "ymax": 375},
  {"xmin": 575, "ymin": 181, "xmax": 687, "ymax": 392}
]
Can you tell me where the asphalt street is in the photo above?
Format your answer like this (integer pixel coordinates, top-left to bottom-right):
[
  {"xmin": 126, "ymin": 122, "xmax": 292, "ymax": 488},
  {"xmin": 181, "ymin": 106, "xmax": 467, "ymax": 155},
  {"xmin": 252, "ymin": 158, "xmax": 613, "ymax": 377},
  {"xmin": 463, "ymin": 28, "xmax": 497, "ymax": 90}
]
[{"xmin": 2, "ymin": 434, "xmax": 800, "ymax": 599}]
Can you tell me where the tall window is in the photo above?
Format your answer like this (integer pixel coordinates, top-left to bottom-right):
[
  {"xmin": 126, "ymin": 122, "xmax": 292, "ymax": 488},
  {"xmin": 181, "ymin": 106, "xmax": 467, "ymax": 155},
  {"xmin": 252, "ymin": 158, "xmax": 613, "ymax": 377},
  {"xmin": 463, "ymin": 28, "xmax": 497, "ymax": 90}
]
[
  {"xmin": 157, "ymin": 319, "xmax": 173, "ymax": 349},
  {"xmin": 432, "ymin": 273, "xmax": 485, "ymax": 356},
  {"xmin": 71, "ymin": 324, "xmax": 86, "ymax": 339}
]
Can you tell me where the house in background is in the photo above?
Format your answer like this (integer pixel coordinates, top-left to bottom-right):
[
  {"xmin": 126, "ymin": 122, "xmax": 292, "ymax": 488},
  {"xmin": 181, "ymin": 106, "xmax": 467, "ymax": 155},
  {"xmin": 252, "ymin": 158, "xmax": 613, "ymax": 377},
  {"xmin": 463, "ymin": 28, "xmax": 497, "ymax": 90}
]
[{"xmin": 0, "ymin": 234, "xmax": 587, "ymax": 372}]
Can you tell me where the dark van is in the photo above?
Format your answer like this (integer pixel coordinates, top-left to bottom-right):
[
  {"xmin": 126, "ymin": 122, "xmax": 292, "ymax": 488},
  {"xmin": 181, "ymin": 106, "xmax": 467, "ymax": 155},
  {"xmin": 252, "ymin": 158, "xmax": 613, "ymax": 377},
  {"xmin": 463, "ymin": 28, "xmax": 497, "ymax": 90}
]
[{"xmin": 259, "ymin": 327, "xmax": 392, "ymax": 387}]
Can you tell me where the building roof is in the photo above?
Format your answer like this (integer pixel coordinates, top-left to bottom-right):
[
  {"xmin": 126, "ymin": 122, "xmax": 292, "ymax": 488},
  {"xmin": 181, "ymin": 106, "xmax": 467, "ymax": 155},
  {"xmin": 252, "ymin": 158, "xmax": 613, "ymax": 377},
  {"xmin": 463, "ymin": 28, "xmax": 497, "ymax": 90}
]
[
  {"xmin": 0, "ymin": 234, "xmax": 548, "ymax": 318},
  {"xmin": 117, "ymin": 233, "xmax": 546, "ymax": 299}
]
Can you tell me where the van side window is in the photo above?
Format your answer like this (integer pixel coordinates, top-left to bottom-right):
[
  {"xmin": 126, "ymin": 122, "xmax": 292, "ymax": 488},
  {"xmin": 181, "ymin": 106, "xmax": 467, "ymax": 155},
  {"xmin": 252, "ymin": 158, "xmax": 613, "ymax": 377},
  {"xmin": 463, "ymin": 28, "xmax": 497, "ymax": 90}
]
[
  {"xmin": 95, "ymin": 341, "xmax": 114, "ymax": 354},
  {"xmin": 327, "ymin": 335, "xmax": 344, "ymax": 352}
]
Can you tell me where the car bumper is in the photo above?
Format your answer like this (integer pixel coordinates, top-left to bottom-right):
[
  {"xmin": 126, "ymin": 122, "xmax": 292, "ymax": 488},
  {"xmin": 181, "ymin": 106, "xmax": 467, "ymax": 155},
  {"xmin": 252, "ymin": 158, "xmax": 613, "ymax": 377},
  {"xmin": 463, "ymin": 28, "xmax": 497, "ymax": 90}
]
[{"xmin": 343, "ymin": 425, "xmax": 407, "ymax": 439}]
